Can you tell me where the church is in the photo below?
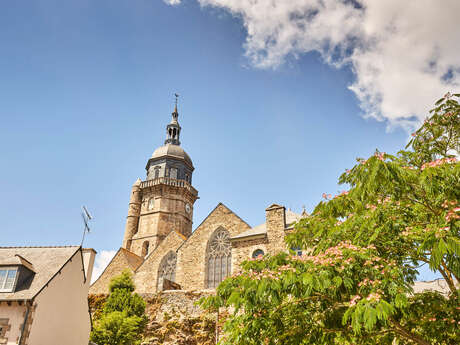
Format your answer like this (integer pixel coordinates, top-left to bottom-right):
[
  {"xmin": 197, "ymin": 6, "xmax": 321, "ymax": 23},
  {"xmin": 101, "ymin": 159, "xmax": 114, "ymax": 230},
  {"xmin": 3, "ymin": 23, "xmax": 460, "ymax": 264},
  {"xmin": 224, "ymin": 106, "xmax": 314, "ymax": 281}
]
[{"xmin": 90, "ymin": 103, "xmax": 305, "ymax": 294}]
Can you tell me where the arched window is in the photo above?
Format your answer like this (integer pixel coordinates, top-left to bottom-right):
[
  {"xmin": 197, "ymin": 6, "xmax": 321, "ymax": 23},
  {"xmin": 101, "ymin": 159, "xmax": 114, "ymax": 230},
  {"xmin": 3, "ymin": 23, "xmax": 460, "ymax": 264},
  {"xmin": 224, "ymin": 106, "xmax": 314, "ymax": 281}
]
[
  {"xmin": 157, "ymin": 251, "xmax": 177, "ymax": 291},
  {"xmin": 170, "ymin": 167, "xmax": 178, "ymax": 179},
  {"xmin": 205, "ymin": 227, "xmax": 232, "ymax": 289},
  {"xmin": 252, "ymin": 249, "xmax": 264, "ymax": 259},
  {"xmin": 142, "ymin": 241, "xmax": 149, "ymax": 257},
  {"xmin": 154, "ymin": 167, "xmax": 160, "ymax": 179}
]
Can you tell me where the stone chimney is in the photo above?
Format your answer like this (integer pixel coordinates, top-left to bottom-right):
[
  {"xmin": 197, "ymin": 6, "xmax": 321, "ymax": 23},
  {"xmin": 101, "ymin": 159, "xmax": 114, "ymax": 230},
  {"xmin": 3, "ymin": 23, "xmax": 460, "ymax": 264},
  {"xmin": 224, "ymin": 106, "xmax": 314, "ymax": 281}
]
[{"xmin": 265, "ymin": 204, "xmax": 286, "ymax": 253}]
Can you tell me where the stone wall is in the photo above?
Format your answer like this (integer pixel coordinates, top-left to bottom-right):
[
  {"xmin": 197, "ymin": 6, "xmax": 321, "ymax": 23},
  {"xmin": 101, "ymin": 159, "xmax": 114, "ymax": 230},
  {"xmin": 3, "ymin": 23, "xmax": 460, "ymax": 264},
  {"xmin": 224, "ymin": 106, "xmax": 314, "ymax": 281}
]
[
  {"xmin": 142, "ymin": 290, "xmax": 218, "ymax": 345},
  {"xmin": 89, "ymin": 248, "xmax": 143, "ymax": 295},
  {"xmin": 232, "ymin": 237, "xmax": 269, "ymax": 273},
  {"xmin": 131, "ymin": 184, "xmax": 195, "ymax": 254},
  {"xmin": 134, "ymin": 231, "xmax": 185, "ymax": 293},
  {"xmin": 176, "ymin": 203, "xmax": 251, "ymax": 291},
  {"xmin": 89, "ymin": 290, "xmax": 217, "ymax": 345}
]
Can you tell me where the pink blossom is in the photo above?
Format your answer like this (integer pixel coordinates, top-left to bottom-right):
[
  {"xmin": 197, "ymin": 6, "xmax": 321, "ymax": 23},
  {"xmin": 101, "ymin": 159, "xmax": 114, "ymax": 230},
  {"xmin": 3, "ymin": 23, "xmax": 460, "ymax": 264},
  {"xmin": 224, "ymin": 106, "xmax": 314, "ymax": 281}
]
[
  {"xmin": 374, "ymin": 152, "xmax": 385, "ymax": 161},
  {"xmin": 349, "ymin": 295, "xmax": 361, "ymax": 306}
]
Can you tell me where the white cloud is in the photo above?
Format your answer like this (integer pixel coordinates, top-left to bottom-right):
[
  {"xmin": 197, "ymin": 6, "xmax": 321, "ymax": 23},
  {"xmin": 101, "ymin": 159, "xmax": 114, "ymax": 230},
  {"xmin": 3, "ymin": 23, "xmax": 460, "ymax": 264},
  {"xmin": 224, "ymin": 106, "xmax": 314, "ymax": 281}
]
[
  {"xmin": 169, "ymin": 0, "xmax": 460, "ymax": 130},
  {"xmin": 91, "ymin": 250, "xmax": 117, "ymax": 283},
  {"xmin": 164, "ymin": 0, "xmax": 181, "ymax": 5}
]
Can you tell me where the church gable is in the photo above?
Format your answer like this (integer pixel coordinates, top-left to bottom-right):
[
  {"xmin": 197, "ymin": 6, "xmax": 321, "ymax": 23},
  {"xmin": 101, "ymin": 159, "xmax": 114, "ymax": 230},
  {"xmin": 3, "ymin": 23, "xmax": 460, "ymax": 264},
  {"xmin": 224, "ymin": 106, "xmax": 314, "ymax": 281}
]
[
  {"xmin": 176, "ymin": 203, "xmax": 251, "ymax": 290},
  {"xmin": 89, "ymin": 248, "xmax": 143, "ymax": 295},
  {"xmin": 134, "ymin": 231, "xmax": 185, "ymax": 293}
]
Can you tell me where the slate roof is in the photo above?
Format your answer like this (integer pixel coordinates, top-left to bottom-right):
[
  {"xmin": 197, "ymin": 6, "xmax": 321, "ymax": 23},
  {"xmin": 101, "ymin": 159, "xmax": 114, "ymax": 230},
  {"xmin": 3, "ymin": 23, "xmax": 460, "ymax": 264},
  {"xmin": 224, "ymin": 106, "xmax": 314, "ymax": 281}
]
[
  {"xmin": 151, "ymin": 144, "xmax": 193, "ymax": 168},
  {"xmin": 231, "ymin": 210, "xmax": 303, "ymax": 240},
  {"xmin": 0, "ymin": 246, "xmax": 80, "ymax": 301},
  {"xmin": 119, "ymin": 248, "xmax": 144, "ymax": 271}
]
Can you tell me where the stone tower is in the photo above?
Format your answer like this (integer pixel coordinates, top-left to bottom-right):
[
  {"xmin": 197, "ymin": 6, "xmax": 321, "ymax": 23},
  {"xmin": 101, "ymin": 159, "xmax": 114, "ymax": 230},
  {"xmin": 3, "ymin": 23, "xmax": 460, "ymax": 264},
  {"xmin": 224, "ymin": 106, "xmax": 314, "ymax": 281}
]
[{"xmin": 122, "ymin": 103, "xmax": 199, "ymax": 257}]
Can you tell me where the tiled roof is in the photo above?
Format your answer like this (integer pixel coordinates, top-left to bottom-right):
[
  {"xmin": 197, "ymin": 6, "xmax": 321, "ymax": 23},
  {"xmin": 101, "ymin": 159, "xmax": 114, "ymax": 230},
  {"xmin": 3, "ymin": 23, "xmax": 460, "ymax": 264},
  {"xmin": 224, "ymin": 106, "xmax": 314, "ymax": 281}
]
[
  {"xmin": 232, "ymin": 209, "xmax": 303, "ymax": 240},
  {"xmin": 0, "ymin": 246, "xmax": 80, "ymax": 301}
]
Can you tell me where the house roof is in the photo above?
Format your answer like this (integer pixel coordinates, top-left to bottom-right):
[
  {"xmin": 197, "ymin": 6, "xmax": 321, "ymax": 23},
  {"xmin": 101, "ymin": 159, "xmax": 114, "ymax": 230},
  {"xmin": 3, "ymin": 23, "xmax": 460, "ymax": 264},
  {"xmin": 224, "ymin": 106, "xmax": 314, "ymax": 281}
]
[
  {"xmin": 231, "ymin": 209, "xmax": 302, "ymax": 240},
  {"xmin": 0, "ymin": 246, "xmax": 80, "ymax": 301}
]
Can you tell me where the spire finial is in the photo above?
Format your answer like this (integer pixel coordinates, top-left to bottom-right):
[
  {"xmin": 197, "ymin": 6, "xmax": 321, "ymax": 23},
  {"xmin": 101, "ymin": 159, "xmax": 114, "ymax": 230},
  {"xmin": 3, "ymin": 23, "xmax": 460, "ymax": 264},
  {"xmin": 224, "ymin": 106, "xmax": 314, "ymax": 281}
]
[
  {"xmin": 174, "ymin": 93, "xmax": 179, "ymax": 113},
  {"xmin": 165, "ymin": 93, "xmax": 181, "ymax": 145}
]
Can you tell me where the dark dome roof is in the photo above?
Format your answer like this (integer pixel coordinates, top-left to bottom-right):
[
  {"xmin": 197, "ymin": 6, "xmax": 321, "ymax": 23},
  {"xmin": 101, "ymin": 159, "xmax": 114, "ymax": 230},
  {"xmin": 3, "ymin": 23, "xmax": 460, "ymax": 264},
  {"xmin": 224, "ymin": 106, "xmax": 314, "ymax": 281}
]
[{"xmin": 151, "ymin": 144, "xmax": 193, "ymax": 168}]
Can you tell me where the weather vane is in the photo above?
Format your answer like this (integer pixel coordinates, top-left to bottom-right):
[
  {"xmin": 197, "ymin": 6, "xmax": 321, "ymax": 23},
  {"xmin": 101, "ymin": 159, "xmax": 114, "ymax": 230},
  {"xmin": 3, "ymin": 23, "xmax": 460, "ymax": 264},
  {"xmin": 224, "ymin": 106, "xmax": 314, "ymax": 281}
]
[
  {"xmin": 80, "ymin": 206, "xmax": 93, "ymax": 246},
  {"xmin": 174, "ymin": 93, "xmax": 179, "ymax": 107}
]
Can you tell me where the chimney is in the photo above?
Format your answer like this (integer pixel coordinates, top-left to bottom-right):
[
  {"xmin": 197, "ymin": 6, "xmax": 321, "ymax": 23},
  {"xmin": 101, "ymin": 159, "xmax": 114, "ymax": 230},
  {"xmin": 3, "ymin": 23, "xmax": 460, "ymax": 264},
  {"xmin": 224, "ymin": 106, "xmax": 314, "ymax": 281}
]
[
  {"xmin": 82, "ymin": 248, "xmax": 97, "ymax": 286},
  {"xmin": 265, "ymin": 204, "xmax": 286, "ymax": 254}
]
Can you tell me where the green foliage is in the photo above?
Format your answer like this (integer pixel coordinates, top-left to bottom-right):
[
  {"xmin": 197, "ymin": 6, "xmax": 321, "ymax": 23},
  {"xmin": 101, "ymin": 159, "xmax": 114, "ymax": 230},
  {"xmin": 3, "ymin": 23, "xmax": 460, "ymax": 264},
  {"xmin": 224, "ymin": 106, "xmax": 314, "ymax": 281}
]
[
  {"xmin": 104, "ymin": 288, "xmax": 146, "ymax": 318},
  {"xmin": 91, "ymin": 270, "xmax": 147, "ymax": 345},
  {"xmin": 108, "ymin": 269, "xmax": 135, "ymax": 293},
  {"xmin": 90, "ymin": 311, "xmax": 145, "ymax": 345},
  {"xmin": 202, "ymin": 94, "xmax": 460, "ymax": 345}
]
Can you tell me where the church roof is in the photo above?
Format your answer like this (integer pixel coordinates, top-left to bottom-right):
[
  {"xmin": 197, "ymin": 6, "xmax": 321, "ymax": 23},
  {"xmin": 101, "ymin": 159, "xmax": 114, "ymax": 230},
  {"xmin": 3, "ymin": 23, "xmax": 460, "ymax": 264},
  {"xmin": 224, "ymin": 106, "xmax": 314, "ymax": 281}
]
[
  {"xmin": 150, "ymin": 144, "xmax": 193, "ymax": 168},
  {"xmin": 231, "ymin": 210, "xmax": 302, "ymax": 240},
  {"xmin": 0, "ymin": 246, "xmax": 80, "ymax": 301}
]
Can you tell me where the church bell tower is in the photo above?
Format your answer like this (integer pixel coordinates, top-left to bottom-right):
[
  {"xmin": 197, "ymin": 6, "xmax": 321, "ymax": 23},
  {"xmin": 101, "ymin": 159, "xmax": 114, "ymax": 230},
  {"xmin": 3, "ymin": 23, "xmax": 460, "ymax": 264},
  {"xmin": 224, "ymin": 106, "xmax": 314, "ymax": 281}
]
[{"xmin": 122, "ymin": 99, "xmax": 199, "ymax": 257}]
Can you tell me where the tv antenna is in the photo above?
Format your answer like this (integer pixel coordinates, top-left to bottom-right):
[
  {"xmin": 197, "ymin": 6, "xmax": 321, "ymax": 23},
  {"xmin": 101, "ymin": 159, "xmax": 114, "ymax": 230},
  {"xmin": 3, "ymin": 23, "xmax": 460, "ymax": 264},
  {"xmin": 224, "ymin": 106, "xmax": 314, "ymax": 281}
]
[{"xmin": 80, "ymin": 206, "xmax": 93, "ymax": 246}]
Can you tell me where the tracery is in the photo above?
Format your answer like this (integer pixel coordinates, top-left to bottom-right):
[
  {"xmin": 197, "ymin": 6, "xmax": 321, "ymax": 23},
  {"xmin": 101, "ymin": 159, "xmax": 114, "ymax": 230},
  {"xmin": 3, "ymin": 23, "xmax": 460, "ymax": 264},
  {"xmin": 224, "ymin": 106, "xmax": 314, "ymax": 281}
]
[
  {"xmin": 157, "ymin": 251, "xmax": 177, "ymax": 291},
  {"xmin": 206, "ymin": 227, "xmax": 231, "ymax": 288}
]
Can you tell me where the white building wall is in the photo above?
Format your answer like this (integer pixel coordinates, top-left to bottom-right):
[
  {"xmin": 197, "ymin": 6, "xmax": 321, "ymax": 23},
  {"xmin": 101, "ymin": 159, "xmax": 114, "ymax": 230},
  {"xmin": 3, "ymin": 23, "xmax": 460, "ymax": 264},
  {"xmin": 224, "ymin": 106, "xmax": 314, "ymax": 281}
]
[
  {"xmin": 0, "ymin": 303, "xmax": 26, "ymax": 345},
  {"xmin": 27, "ymin": 250, "xmax": 94, "ymax": 345}
]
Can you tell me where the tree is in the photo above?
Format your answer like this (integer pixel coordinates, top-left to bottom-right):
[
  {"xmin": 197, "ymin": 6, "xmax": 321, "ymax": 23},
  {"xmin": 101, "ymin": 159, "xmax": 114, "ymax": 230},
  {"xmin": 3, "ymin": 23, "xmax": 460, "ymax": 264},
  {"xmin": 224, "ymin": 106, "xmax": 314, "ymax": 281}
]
[
  {"xmin": 91, "ymin": 270, "xmax": 147, "ymax": 345},
  {"xmin": 202, "ymin": 94, "xmax": 460, "ymax": 345}
]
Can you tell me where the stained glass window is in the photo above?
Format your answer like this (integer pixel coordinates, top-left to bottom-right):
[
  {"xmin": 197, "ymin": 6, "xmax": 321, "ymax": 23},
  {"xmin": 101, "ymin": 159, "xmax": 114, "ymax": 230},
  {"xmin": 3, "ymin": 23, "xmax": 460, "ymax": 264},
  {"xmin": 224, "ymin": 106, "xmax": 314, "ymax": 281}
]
[
  {"xmin": 157, "ymin": 251, "xmax": 177, "ymax": 291},
  {"xmin": 206, "ymin": 227, "xmax": 232, "ymax": 289}
]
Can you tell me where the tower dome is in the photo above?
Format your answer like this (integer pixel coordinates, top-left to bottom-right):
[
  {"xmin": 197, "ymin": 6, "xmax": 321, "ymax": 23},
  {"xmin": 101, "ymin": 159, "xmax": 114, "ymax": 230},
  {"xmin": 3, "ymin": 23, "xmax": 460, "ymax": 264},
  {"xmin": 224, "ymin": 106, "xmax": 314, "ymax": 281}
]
[
  {"xmin": 145, "ymin": 102, "xmax": 194, "ymax": 183},
  {"xmin": 150, "ymin": 144, "xmax": 193, "ymax": 169}
]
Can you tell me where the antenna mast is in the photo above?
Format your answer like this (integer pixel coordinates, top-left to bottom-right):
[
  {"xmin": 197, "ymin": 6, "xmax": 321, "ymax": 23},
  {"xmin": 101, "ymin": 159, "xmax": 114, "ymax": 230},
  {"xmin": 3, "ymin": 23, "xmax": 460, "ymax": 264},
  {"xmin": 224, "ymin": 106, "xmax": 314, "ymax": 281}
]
[{"xmin": 80, "ymin": 206, "xmax": 93, "ymax": 246}]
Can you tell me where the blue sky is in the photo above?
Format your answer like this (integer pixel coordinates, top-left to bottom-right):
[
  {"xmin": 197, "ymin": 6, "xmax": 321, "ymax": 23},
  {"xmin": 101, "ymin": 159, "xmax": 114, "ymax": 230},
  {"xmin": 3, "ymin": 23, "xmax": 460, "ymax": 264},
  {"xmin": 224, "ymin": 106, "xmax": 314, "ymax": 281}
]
[{"xmin": 1, "ymin": 0, "xmax": 455, "ymax": 281}]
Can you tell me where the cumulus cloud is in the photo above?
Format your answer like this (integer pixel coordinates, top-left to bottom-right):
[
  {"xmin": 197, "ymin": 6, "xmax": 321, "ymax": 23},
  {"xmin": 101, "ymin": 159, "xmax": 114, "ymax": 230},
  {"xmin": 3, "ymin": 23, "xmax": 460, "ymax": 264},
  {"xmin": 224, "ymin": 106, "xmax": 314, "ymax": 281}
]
[
  {"xmin": 91, "ymin": 250, "xmax": 117, "ymax": 283},
  {"xmin": 164, "ymin": 0, "xmax": 182, "ymax": 5},
  {"xmin": 169, "ymin": 0, "xmax": 460, "ymax": 129}
]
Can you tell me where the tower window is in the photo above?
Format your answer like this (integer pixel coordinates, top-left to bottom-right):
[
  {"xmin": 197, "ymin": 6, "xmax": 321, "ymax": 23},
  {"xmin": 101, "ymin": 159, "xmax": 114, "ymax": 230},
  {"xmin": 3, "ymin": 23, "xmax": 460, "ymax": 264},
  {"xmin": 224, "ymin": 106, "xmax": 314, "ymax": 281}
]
[
  {"xmin": 154, "ymin": 167, "xmax": 160, "ymax": 179},
  {"xmin": 170, "ymin": 168, "xmax": 178, "ymax": 179},
  {"xmin": 142, "ymin": 241, "xmax": 150, "ymax": 257}
]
